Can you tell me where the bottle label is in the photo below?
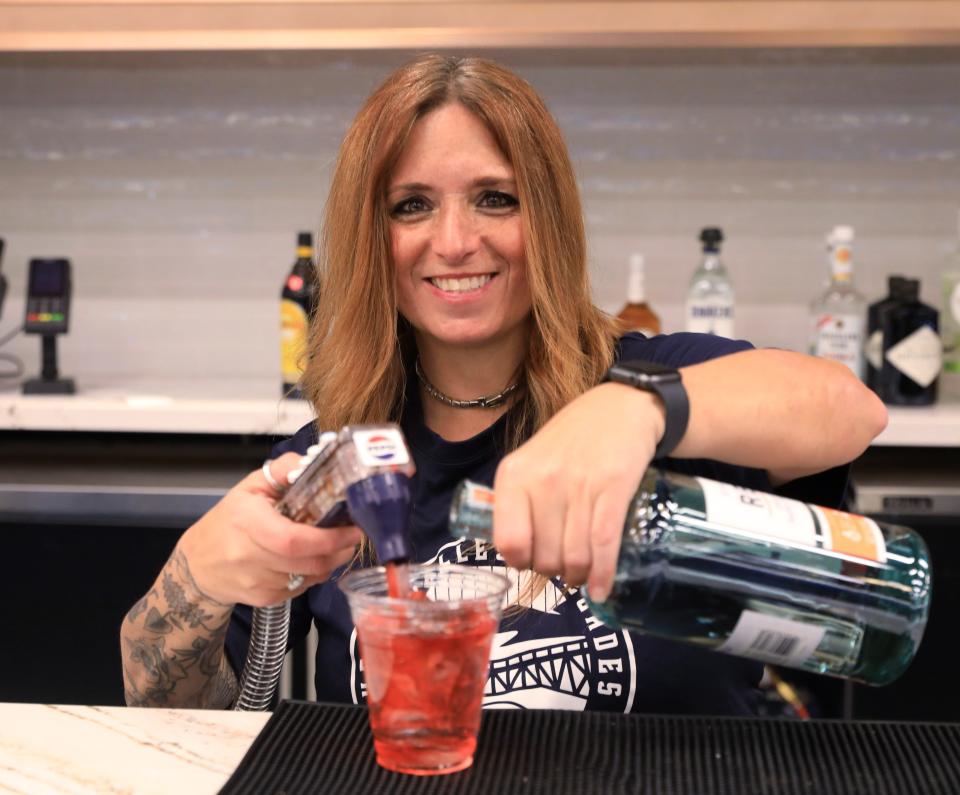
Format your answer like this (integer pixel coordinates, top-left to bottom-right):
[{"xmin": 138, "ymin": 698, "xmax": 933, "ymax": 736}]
[
  {"xmin": 810, "ymin": 505, "xmax": 887, "ymax": 563},
  {"xmin": 831, "ymin": 243, "xmax": 853, "ymax": 279},
  {"xmin": 463, "ymin": 480, "xmax": 495, "ymax": 508},
  {"xmin": 884, "ymin": 325, "xmax": 942, "ymax": 388},
  {"xmin": 696, "ymin": 478, "xmax": 886, "ymax": 563},
  {"xmin": 280, "ymin": 298, "xmax": 309, "ymax": 383},
  {"xmin": 719, "ymin": 609, "xmax": 826, "ymax": 667},
  {"xmin": 865, "ymin": 329, "xmax": 884, "ymax": 370},
  {"xmin": 812, "ymin": 312, "xmax": 864, "ymax": 376},
  {"xmin": 685, "ymin": 300, "xmax": 734, "ymax": 337}
]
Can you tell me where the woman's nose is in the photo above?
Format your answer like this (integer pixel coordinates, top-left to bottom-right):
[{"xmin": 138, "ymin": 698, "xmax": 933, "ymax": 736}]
[{"xmin": 432, "ymin": 202, "xmax": 479, "ymax": 264}]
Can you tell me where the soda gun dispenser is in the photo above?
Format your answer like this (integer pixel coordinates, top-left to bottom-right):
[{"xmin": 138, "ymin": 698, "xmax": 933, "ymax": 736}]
[{"xmin": 235, "ymin": 424, "xmax": 416, "ymax": 711}]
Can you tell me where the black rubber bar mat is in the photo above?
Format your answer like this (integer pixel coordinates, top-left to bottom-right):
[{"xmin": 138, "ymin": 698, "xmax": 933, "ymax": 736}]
[{"xmin": 220, "ymin": 700, "xmax": 960, "ymax": 795}]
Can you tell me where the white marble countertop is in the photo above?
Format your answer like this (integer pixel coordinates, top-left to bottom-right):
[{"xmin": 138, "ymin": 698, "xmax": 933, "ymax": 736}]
[{"xmin": 0, "ymin": 703, "xmax": 269, "ymax": 794}]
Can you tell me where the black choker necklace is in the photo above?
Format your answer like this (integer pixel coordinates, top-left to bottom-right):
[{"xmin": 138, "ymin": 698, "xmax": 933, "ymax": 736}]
[{"xmin": 415, "ymin": 358, "xmax": 520, "ymax": 409}]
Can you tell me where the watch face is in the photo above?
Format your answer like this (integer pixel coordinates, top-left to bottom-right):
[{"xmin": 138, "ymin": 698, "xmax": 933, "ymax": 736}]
[{"xmin": 614, "ymin": 360, "xmax": 681, "ymax": 385}]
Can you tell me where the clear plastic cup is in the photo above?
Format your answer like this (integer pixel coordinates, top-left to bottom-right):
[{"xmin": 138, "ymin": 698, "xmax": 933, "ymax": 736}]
[{"xmin": 339, "ymin": 563, "xmax": 508, "ymax": 775}]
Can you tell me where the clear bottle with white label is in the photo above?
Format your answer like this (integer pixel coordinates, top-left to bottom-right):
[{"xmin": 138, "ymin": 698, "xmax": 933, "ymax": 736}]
[
  {"xmin": 449, "ymin": 470, "xmax": 931, "ymax": 686},
  {"xmin": 810, "ymin": 226, "xmax": 866, "ymax": 380},
  {"xmin": 686, "ymin": 227, "xmax": 734, "ymax": 337}
]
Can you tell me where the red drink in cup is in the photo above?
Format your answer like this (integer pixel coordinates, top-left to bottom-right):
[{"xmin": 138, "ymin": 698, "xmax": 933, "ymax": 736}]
[{"xmin": 339, "ymin": 563, "xmax": 508, "ymax": 775}]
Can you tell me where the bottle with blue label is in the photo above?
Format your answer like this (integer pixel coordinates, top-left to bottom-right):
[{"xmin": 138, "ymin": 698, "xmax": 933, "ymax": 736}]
[
  {"xmin": 685, "ymin": 227, "xmax": 734, "ymax": 337},
  {"xmin": 448, "ymin": 470, "xmax": 931, "ymax": 686}
]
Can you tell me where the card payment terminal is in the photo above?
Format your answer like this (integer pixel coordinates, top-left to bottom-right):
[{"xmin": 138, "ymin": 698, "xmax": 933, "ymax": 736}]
[{"xmin": 22, "ymin": 257, "xmax": 75, "ymax": 394}]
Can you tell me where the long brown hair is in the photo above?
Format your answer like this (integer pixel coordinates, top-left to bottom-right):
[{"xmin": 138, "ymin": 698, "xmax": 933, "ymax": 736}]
[
  {"xmin": 302, "ymin": 53, "xmax": 619, "ymax": 443},
  {"xmin": 304, "ymin": 55, "xmax": 622, "ymax": 606}
]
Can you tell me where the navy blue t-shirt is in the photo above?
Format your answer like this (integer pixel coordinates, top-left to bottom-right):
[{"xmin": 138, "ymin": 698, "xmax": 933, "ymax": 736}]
[{"xmin": 226, "ymin": 333, "xmax": 848, "ymax": 715}]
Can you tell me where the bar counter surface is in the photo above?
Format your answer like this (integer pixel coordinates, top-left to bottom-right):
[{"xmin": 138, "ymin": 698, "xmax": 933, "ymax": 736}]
[
  {"xmin": 5, "ymin": 700, "xmax": 960, "ymax": 795},
  {"xmin": 0, "ymin": 703, "xmax": 268, "ymax": 794}
]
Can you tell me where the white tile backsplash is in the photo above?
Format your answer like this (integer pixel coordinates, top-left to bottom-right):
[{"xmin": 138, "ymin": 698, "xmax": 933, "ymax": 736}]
[{"xmin": 1, "ymin": 48, "xmax": 958, "ymax": 388}]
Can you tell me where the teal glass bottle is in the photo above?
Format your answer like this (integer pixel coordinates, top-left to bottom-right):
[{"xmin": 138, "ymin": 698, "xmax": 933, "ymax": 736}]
[{"xmin": 448, "ymin": 469, "xmax": 931, "ymax": 686}]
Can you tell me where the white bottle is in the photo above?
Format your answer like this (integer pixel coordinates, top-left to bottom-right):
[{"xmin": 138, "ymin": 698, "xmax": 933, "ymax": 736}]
[
  {"xmin": 809, "ymin": 225, "xmax": 866, "ymax": 379},
  {"xmin": 686, "ymin": 227, "xmax": 734, "ymax": 337}
]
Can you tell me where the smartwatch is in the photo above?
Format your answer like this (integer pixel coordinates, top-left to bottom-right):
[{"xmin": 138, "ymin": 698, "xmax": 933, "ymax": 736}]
[{"xmin": 601, "ymin": 359, "xmax": 690, "ymax": 460}]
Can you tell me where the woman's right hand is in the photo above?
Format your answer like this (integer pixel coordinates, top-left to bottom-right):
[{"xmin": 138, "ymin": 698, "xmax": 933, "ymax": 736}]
[{"xmin": 176, "ymin": 452, "xmax": 364, "ymax": 607}]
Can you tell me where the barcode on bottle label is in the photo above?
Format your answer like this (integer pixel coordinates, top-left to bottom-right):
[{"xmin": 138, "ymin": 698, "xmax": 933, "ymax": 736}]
[{"xmin": 719, "ymin": 609, "xmax": 825, "ymax": 667}]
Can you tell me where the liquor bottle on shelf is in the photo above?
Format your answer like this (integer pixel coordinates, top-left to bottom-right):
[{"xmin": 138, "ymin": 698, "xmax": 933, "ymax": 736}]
[
  {"xmin": 449, "ymin": 470, "xmax": 931, "ymax": 687},
  {"xmin": 616, "ymin": 253, "xmax": 661, "ymax": 338},
  {"xmin": 685, "ymin": 227, "xmax": 734, "ymax": 337},
  {"xmin": 280, "ymin": 231, "xmax": 317, "ymax": 400},
  {"xmin": 876, "ymin": 278, "xmax": 941, "ymax": 406},
  {"xmin": 865, "ymin": 275, "xmax": 907, "ymax": 392},
  {"xmin": 942, "ymin": 209, "xmax": 960, "ymax": 379},
  {"xmin": 809, "ymin": 225, "xmax": 866, "ymax": 380}
]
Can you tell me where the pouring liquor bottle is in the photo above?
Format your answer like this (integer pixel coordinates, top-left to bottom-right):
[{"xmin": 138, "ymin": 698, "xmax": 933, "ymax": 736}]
[{"xmin": 449, "ymin": 469, "xmax": 931, "ymax": 686}]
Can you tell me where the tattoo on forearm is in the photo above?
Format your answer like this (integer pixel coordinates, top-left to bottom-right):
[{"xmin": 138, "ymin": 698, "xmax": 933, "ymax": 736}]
[{"xmin": 122, "ymin": 547, "xmax": 236, "ymax": 708}]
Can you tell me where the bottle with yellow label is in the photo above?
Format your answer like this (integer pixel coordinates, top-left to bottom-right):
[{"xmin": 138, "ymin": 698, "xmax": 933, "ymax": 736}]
[
  {"xmin": 280, "ymin": 231, "xmax": 316, "ymax": 399},
  {"xmin": 449, "ymin": 468, "xmax": 931, "ymax": 686}
]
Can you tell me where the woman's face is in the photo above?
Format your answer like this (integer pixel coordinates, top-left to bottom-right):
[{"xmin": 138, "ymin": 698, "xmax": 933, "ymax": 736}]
[{"xmin": 388, "ymin": 102, "xmax": 531, "ymax": 352}]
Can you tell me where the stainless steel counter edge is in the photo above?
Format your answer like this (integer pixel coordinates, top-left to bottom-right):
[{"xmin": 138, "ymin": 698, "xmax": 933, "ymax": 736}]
[{"xmin": 0, "ymin": 483, "xmax": 226, "ymax": 528}]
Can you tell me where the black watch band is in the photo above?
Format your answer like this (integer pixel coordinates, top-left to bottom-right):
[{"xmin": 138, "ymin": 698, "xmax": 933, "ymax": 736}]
[{"xmin": 602, "ymin": 359, "xmax": 690, "ymax": 459}]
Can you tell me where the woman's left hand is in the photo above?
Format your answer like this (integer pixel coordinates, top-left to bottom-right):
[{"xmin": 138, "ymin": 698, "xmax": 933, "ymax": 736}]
[{"xmin": 492, "ymin": 382, "xmax": 666, "ymax": 602}]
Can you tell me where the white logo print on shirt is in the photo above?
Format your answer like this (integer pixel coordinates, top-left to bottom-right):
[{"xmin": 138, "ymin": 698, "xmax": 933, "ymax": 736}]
[{"xmin": 348, "ymin": 539, "xmax": 637, "ymax": 712}]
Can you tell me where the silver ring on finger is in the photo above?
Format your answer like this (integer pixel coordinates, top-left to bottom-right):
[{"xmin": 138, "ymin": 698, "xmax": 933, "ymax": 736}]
[
  {"xmin": 262, "ymin": 460, "xmax": 285, "ymax": 492},
  {"xmin": 287, "ymin": 572, "xmax": 305, "ymax": 591}
]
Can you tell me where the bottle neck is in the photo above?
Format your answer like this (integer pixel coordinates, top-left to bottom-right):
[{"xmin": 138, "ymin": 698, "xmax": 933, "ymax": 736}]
[
  {"xmin": 702, "ymin": 252, "xmax": 724, "ymax": 272},
  {"xmin": 448, "ymin": 481, "xmax": 496, "ymax": 543},
  {"xmin": 829, "ymin": 243, "xmax": 854, "ymax": 283},
  {"xmin": 627, "ymin": 268, "xmax": 646, "ymax": 303}
]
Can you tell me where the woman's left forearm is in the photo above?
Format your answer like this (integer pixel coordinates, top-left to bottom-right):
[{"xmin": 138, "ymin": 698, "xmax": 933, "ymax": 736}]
[{"xmin": 673, "ymin": 349, "xmax": 888, "ymax": 482}]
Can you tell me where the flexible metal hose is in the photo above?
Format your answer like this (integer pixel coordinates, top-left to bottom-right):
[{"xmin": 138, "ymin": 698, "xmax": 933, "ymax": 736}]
[{"xmin": 234, "ymin": 601, "xmax": 291, "ymax": 711}]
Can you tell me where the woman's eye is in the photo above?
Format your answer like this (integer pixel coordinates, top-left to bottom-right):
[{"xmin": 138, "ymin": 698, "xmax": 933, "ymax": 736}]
[
  {"xmin": 478, "ymin": 191, "xmax": 519, "ymax": 210},
  {"xmin": 391, "ymin": 196, "xmax": 430, "ymax": 216}
]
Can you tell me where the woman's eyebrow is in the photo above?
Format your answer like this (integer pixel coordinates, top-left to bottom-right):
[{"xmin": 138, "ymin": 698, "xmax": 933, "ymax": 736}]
[
  {"xmin": 387, "ymin": 176, "xmax": 517, "ymax": 196},
  {"xmin": 473, "ymin": 176, "xmax": 517, "ymax": 189},
  {"xmin": 387, "ymin": 181, "xmax": 432, "ymax": 196}
]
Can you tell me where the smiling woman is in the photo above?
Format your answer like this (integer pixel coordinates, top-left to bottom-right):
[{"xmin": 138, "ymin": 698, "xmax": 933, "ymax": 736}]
[
  {"xmin": 301, "ymin": 54, "xmax": 616, "ymax": 448},
  {"xmin": 121, "ymin": 54, "xmax": 887, "ymax": 717}
]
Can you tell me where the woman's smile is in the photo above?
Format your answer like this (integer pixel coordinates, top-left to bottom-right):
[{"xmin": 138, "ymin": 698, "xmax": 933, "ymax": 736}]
[{"xmin": 425, "ymin": 272, "xmax": 499, "ymax": 299}]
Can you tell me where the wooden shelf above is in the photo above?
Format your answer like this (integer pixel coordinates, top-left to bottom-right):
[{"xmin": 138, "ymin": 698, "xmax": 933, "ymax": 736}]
[{"xmin": 2, "ymin": 1, "xmax": 960, "ymax": 52}]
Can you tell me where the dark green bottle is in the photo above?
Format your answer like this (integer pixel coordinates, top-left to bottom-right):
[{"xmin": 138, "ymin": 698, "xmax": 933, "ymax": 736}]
[{"xmin": 449, "ymin": 469, "xmax": 931, "ymax": 686}]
